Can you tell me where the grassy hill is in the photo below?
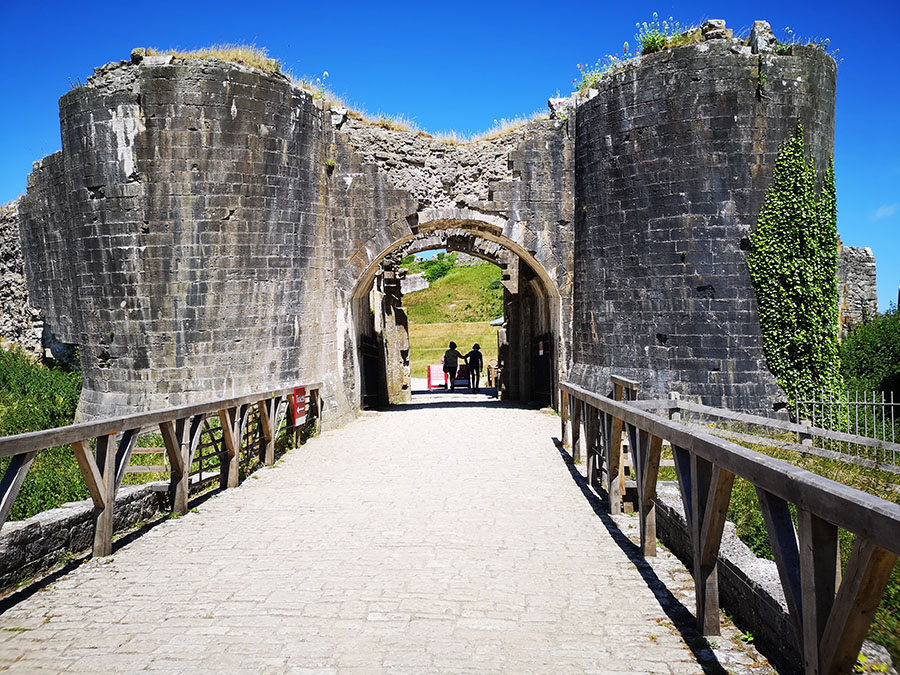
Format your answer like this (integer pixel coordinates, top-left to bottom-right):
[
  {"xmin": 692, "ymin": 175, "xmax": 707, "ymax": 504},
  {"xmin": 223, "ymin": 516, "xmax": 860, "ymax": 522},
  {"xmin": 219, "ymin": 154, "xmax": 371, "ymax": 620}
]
[
  {"xmin": 402, "ymin": 262, "xmax": 504, "ymax": 378},
  {"xmin": 404, "ymin": 264, "xmax": 503, "ymax": 324}
]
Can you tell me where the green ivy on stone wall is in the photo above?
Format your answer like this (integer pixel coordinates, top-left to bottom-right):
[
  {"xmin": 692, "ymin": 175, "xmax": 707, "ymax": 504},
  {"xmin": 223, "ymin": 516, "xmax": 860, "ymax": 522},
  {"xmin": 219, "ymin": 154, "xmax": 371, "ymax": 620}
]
[{"xmin": 747, "ymin": 121, "xmax": 840, "ymax": 404}]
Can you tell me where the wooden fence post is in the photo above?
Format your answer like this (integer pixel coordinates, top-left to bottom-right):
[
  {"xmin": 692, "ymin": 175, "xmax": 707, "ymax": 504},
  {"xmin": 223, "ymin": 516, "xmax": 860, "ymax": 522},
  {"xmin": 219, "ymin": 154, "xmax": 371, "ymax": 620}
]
[
  {"xmin": 218, "ymin": 406, "xmax": 248, "ymax": 489},
  {"xmin": 257, "ymin": 398, "xmax": 276, "ymax": 466},
  {"xmin": 571, "ymin": 397, "xmax": 582, "ymax": 463},
  {"xmin": 93, "ymin": 434, "xmax": 116, "ymax": 557},
  {"xmin": 160, "ymin": 419, "xmax": 188, "ymax": 514},
  {"xmin": 585, "ymin": 405, "xmax": 600, "ymax": 489}
]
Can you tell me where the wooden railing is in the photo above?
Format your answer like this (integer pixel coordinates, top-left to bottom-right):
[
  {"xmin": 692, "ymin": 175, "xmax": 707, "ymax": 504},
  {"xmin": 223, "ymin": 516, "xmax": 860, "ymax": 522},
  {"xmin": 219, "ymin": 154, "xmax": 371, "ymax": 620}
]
[
  {"xmin": 0, "ymin": 383, "xmax": 322, "ymax": 558},
  {"xmin": 560, "ymin": 379, "xmax": 900, "ymax": 675}
]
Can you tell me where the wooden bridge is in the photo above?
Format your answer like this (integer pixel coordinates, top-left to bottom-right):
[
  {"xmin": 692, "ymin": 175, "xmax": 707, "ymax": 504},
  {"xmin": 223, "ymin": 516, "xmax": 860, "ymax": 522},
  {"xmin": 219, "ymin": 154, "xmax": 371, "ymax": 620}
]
[{"xmin": 0, "ymin": 381, "xmax": 897, "ymax": 674}]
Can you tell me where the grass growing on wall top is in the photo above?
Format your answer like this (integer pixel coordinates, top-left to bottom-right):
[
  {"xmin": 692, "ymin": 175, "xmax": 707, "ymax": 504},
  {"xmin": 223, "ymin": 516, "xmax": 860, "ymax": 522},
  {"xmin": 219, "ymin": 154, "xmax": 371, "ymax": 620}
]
[{"xmin": 145, "ymin": 44, "xmax": 282, "ymax": 72}]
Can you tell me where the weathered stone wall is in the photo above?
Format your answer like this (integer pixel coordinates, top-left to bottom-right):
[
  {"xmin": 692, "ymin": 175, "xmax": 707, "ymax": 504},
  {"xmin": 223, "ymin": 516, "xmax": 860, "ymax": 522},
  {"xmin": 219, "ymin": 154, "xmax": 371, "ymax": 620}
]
[
  {"xmin": 18, "ymin": 56, "xmax": 359, "ymax": 422},
  {"xmin": 0, "ymin": 200, "xmax": 42, "ymax": 356},
  {"xmin": 571, "ymin": 36, "xmax": 837, "ymax": 412},
  {"xmin": 400, "ymin": 272, "xmax": 428, "ymax": 295},
  {"xmin": 16, "ymin": 30, "xmax": 843, "ymax": 420},
  {"xmin": 18, "ymin": 53, "xmax": 574, "ymax": 422},
  {"xmin": 838, "ymin": 245, "xmax": 878, "ymax": 330}
]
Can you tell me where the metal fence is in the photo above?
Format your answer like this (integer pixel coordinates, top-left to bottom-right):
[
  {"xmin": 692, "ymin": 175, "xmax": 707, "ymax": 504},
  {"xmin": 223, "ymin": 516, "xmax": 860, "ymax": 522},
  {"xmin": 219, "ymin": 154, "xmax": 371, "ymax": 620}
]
[{"xmin": 793, "ymin": 390, "xmax": 898, "ymax": 467}]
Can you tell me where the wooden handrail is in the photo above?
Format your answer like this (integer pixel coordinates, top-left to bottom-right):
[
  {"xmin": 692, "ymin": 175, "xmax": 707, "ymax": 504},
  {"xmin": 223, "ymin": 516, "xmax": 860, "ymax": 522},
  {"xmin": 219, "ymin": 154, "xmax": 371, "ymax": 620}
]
[
  {"xmin": 561, "ymin": 380, "xmax": 900, "ymax": 675},
  {"xmin": 563, "ymin": 382, "xmax": 900, "ymax": 552},
  {"xmin": 0, "ymin": 383, "xmax": 322, "ymax": 458}
]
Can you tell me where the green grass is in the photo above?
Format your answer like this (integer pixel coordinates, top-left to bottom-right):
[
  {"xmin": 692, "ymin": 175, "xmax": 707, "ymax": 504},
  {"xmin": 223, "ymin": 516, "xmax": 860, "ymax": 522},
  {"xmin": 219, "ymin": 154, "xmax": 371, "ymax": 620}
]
[
  {"xmin": 402, "ymin": 262, "xmax": 504, "ymax": 379},
  {"xmin": 409, "ymin": 322, "xmax": 499, "ymax": 379},
  {"xmin": 403, "ymin": 263, "xmax": 503, "ymax": 324},
  {"xmin": 0, "ymin": 348, "xmax": 86, "ymax": 520}
]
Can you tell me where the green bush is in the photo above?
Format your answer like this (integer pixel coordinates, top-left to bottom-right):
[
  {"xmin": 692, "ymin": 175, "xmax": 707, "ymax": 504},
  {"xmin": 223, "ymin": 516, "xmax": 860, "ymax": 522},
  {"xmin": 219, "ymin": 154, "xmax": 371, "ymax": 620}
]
[
  {"xmin": 422, "ymin": 259, "xmax": 453, "ymax": 283},
  {"xmin": 0, "ymin": 348, "xmax": 85, "ymax": 519},
  {"xmin": 839, "ymin": 308, "xmax": 900, "ymax": 394},
  {"xmin": 0, "ymin": 349, "xmax": 81, "ymax": 436}
]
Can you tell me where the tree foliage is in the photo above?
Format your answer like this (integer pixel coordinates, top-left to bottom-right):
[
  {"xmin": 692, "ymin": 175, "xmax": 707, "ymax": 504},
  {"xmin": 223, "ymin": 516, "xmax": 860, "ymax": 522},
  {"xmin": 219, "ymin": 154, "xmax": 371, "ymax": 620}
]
[{"xmin": 839, "ymin": 308, "xmax": 900, "ymax": 395}]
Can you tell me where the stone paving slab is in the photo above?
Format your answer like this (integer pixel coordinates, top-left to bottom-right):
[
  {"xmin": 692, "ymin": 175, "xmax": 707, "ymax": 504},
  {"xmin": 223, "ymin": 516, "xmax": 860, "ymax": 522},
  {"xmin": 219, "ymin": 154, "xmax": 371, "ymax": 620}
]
[{"xmin": 0, "ymin": 392, "xmax": 771, "ymax": 673}]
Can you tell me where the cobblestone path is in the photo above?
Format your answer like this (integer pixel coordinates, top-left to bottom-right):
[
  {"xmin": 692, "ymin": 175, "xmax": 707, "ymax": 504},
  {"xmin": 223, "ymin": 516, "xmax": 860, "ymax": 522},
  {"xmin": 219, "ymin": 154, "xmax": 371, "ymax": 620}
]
[{"xmin": 0, "ymin": 391, "xmax": 770, "ymax": 674}]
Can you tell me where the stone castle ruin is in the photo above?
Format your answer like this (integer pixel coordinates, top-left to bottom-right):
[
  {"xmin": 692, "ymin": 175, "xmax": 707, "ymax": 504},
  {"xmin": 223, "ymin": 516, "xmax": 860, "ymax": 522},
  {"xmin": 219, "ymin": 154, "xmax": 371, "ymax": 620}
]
[{"xmin": 2, "ymin": 20, "xmax": 877, "ymax": 423}]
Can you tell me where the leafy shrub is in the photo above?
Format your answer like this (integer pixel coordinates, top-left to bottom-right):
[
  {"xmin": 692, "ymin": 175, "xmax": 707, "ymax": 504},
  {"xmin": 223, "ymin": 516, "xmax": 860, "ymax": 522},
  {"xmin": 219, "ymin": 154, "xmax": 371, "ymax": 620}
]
[
  {"xmin": 422, "ymin": 259, "xmax": 453, "ymax": 283},
  {"xmin": 574, "ymin": 46, "xmax": 631, "ymax": 93},
  {"xmin": 0, "ymin": 349, "xmax": 81, "ymax": 436},
  {"xmin": 839, "ymin": 308, "xmax": 900, "ymax": 394}
]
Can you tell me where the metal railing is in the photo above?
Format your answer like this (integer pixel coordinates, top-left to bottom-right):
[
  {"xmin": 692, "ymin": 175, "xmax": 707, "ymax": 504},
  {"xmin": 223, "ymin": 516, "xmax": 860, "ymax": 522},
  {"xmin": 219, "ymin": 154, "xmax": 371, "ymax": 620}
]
[
  {"xmin": 560, "ymin": 378, "xmax": 900, "ymax": 675},
  {"xmin": 0, "ymin": 383, "xmax": 323, "ymax": 558},
  {"xmin": 794, "ymin": 390, "xmax": 898, "ymax": 465}
]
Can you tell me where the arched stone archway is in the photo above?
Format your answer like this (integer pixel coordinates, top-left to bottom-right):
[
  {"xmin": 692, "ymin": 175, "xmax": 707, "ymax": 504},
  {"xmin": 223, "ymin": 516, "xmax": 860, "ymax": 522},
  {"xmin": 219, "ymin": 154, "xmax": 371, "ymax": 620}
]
[{"xmin": 347, "ymin": 213, "xmax": 565, "ymax": 410}]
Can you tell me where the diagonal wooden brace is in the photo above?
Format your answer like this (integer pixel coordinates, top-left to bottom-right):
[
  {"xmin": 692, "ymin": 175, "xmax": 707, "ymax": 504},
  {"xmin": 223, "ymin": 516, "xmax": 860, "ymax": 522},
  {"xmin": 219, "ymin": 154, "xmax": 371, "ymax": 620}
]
[
  {"xmin": 71, "ymin": 440, "xmax": 105, "ymax": 509},
  {"xmin": 756, "ymin": 487, "xmax": 803, "ymax": 639},
  {"xmin": 160, "ymin": 419, "xmax": 188, "ymax": 514},
  {"xmin": 0, "ymin": 450, "xmax": 37, "ymax": 531}
]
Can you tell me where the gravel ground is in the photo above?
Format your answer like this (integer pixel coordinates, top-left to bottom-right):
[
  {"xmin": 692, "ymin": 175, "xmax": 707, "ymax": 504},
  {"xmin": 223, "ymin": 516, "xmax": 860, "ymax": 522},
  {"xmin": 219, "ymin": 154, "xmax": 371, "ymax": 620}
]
[{"xmin": 0, "ymin": 391, "xmax": 771, "ymax": 674}]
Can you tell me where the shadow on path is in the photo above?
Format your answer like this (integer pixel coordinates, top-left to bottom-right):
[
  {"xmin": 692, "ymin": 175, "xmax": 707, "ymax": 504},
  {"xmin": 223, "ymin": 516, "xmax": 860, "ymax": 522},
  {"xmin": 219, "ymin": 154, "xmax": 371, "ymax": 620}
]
[{"xmin": 550, "ymin": 437, "xmax": 727, "ymax": 675}]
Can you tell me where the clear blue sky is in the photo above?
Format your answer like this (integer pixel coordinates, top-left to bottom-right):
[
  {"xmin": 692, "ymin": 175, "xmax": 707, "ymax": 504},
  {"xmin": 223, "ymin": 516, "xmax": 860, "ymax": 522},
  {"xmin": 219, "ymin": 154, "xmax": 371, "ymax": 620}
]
[{"xmin": 1, "ymin": 0, "xmax": 897, "ymax": 310}]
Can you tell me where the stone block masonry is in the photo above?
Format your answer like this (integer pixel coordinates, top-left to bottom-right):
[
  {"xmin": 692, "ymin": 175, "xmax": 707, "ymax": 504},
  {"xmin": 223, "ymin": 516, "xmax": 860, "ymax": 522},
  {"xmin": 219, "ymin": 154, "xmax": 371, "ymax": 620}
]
[
  {"xmin": 571, "ymin": 38, "xmax": 837, "ymax": 412},
  {"xmin": 15, "ymin": 24, "xmax": 847, "ymax": 421},
  {"xmin": 838, "ymin": 245, "xmax": 878, "ymax": 332}
]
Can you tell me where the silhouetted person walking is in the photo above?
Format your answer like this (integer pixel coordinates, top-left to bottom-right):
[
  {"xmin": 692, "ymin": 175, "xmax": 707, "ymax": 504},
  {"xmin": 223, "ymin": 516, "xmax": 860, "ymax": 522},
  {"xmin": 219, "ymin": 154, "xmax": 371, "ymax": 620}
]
[
  {"xmin": 466, "ymin": 344, "xmax": 483, "ymax": 392},
  {"xmin": 442, "ymin": 342, "xmax": 463, "ymax": 391}
]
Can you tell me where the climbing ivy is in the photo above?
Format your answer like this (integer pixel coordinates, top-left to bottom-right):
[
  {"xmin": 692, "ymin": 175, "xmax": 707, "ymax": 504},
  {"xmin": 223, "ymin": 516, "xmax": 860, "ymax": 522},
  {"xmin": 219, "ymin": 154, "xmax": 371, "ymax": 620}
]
[{"xmin": 747, "ymin": 122, "xmax": 840, "ymax": 405}]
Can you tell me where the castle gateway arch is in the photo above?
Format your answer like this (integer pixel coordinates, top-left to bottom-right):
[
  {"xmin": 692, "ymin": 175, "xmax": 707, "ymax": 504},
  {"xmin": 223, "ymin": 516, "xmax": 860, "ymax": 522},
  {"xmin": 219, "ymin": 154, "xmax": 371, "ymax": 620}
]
[
  {"xmin": 348, "ymin": 211, "xmax": 566, "ymax": 408},
  {"xmin": 17, "ymin": 34, "xmax": 836, "ymax": 423}
]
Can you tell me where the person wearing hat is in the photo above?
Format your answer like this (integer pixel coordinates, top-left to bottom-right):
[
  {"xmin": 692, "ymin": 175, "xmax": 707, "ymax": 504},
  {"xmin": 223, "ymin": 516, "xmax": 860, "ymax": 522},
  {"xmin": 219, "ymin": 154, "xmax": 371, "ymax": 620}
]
[
  {"xmin": 442, "ymin": 342, "xmax": 463, "ymax": 391},
  {"xmin": 465, "ymin": 344, "xmax": 483, "ymax": 392}
]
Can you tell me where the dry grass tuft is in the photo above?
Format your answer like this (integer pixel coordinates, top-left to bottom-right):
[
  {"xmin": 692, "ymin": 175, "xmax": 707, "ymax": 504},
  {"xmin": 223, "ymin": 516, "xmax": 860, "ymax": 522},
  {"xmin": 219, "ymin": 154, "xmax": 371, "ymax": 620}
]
[
  {"xmin": 145, "ymin": 44, "xmax": 281, "ymax": 72},
  {"xmin": 431, "ymin": 111, "xmax": 550, "ymax": 145}
]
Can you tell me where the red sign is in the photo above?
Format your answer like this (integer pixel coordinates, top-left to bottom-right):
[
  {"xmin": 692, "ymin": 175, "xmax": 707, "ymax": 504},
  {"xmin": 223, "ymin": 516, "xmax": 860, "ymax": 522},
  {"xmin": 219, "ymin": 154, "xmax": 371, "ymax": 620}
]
[{"xmin": 293, "ymin": 387, "xmax": 307, "ymax": 424}]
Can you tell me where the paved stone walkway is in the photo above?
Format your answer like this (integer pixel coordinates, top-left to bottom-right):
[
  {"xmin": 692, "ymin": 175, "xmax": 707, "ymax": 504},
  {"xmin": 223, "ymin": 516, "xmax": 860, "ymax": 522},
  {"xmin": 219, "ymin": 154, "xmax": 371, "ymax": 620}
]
[{"xmin": 0, "ymin": 390, "xmax": 770, "ymax": 674}]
